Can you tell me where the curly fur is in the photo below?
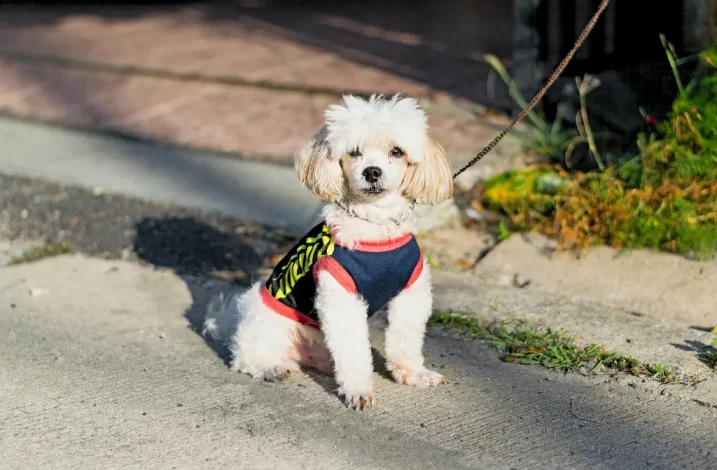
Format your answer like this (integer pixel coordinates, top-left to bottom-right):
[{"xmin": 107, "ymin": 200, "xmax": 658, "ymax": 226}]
[{"xmin": 204, "ymin": 94, "xmax": 453, "ymax": 409}]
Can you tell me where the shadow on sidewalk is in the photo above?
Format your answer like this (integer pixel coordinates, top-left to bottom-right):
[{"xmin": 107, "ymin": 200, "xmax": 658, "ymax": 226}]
[
  {"xmin": 132, "ymin": 215, "xmax": 292, "ymax": 360},
  {"xmin": 131, "ymin": 214, "xmax": 394, "ymax": 399},
  {"xmin": 134, "ymin": 217, "xmax": 391, "ymax": 395}
]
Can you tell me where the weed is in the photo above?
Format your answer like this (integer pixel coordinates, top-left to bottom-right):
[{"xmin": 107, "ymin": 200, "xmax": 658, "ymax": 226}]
[
  {"xmin": 702, "ymin": 337, "xmax": 717, "ymax": 369},
  {"xmin": 477, "ymin": 39, "xmax": 717, "ymax": 260},
  {"xmin": 8, "ymin": 242, "xmax": 73, "ymax": 265},
  {"xmin": 496, "ymin": 218, "xmax": 513, "ymax": 242},
  {"xmin": 485, "ymin": 54, "xmax": 581, "ymax": 163},
  {"xmin": 703, "ymin": 351, "xmax": 717, "ymax": 369},
  {"xmin": 575, "ymin": 75, "xmax": 605, "ymax": 171},
  {"xmin": 430, "ymin": 312, "xmax": 697, "ymax": 385}
]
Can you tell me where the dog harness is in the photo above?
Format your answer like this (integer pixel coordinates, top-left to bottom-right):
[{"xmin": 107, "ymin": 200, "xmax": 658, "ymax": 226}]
[{"xmin": 261, "ymin": 222, "xmax": 424, "ymax": 329}]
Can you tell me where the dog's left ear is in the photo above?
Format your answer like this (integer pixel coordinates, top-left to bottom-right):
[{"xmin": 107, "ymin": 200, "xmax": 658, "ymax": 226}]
[{"xmin": 400, "ymin": 135, "xmax": 453, "ymax": 205}]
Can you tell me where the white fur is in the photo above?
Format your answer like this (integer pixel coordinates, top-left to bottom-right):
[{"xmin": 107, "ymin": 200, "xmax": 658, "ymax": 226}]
[
  {"xmin": 203, "ymin": 284, "xmax": 301, "ymax": 381},
  {"xmin": 324, "ymin": 94, "xmax": 428, "ymax": 163},
  {"xmin": 385, "ymin": 262, "xmax": 447, "ymax": 387},
  {"xmin": 314, "ymin": 270, "xmax": 375, "ymax": 408},
  {"xmin": 324, "ymin": 193, "xmax": 416, "ymax": 247},
  {"xmin": 203, "ymin": 94, "xmax": 452, "ymax": 409}
]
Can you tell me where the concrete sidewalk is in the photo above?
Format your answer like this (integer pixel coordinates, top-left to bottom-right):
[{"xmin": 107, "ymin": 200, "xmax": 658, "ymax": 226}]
[{"xmin": 1, "ymin": 253, "xmax": 716, "ymax": 469}]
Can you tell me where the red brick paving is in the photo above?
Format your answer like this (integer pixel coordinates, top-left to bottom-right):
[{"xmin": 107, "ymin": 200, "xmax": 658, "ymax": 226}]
[{"xmin": 0, "ymin": 2, "xmax": 514, "ymax": 166}]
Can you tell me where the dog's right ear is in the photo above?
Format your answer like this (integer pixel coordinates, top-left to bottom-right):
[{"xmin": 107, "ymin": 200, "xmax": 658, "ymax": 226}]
[{"xmin": 295, "ymin": 126, "xmax": 346, "ymax": 201}]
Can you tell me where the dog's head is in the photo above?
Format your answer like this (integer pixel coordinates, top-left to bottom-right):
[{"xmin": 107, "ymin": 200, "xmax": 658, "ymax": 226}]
[{"xmin": 295, "ymin": 94, "xmax": 453, "ymax": 205}]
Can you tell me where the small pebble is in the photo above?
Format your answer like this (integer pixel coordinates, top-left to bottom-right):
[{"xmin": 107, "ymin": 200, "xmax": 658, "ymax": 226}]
[{"xmin": 512, "ymin": 273, "xmax": 531, "ymax": 288}]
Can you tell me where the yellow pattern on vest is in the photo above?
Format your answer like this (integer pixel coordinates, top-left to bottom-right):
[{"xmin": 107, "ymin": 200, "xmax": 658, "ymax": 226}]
[{"xmin": 268, "ymin": 224, "xmax": 335, "ymax": 300}]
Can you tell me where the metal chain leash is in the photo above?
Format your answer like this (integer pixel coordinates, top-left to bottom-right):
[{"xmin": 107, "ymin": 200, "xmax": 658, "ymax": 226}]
[{"xmin": 452, "ymin": 0, "xmax": 612, "ymax": 179}]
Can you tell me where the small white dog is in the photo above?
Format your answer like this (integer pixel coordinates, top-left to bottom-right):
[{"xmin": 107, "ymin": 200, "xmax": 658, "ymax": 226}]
[{"xmin": 203, "ymin": 94, "xmax": 454, "ymax": 410}]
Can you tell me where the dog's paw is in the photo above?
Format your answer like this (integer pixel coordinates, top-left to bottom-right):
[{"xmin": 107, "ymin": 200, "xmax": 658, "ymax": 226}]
[
  {"xmin": 389, "ymin": 365, "xmax": 448, "ymax": 388},
  {"xmin": 262, "ymin": 366, "xmax": 293, "ymax": 382},
  {"xmin": 338, "ymin": 385, "xmax": 375, "ymax": 410},
  {"xmin": 231, "ymin": 359, "xmax": 294, "ymax": 382}
]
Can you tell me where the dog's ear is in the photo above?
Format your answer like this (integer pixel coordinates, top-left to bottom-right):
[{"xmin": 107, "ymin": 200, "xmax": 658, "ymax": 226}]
[
  {"xmin": 295, "ymin": 126, "xmax": 346, "ymax": 201},
  {"xmin": 400, "ymin": 135, "xmax": 453, "ymax": 205}
]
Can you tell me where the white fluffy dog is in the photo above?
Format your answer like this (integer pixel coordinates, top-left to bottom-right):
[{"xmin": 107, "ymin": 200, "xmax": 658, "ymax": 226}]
[{"xmin": 203, "ymin": 94, "xmax": 454, "ymax": 410}]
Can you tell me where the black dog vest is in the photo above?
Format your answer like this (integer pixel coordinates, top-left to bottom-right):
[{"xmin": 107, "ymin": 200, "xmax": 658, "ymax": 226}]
[{"xmin": 261, "ymin": 222, "xmax": 423, "ymax": 329}]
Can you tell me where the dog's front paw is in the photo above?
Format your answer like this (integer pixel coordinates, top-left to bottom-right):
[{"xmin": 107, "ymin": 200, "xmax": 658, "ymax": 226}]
[
  {"xmin": 231, "ymin": 359, "xmax": 294, "ymax": 382},
  {"xmin": 262, "ymin": 366, "xmax": 293, "ymax": 382},
  {"xmin": 389, "ymin": 365, "xmax": 448, "ymax": 388},
  {"xmin": 338, "ymin": 385, "xmax": 375, "ymax": 410}
]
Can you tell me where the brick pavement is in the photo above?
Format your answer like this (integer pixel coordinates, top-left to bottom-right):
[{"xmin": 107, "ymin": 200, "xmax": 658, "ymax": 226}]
[{"xmin": 0, "ymin": 1, "xmax": 518, "ymax": 168}]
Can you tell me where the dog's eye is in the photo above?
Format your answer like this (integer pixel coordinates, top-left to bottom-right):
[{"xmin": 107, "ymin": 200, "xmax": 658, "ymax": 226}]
[
  {"xmin": 389, "ymin": 147, "xmax": 404, "ymax": 158},
  {"xmin": 348, "ymin": 148, "xmax": 362, "ymax": 157}
]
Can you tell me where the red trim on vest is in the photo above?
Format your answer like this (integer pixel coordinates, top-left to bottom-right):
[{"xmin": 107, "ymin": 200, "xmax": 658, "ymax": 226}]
[
  {"xmin": 313, "ymin": 257, "xmax": 358, "ymax": 294},
  {"xmin": 260, "ymin": 286, "xmax": 321, "ymax": 330},
  {"xmin": 331, "ymin": 229, "xmax": 414, "ymax": 253},
  {"xmin": 404, "ymin": 251, "xmax": 424, "ymax": 290}
]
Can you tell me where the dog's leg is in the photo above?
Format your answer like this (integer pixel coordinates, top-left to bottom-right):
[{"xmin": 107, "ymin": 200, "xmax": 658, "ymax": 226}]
[
  {"xmin": 315, "ymin": 270, "xmax": 374, "ymax": 410},
  {"xmin": 385, "ymin": 264, "xmax": 448, "ymax": 387},
  {"xmin": 209, "ymin": 283, "xmax": 299, "ymax": 381}
]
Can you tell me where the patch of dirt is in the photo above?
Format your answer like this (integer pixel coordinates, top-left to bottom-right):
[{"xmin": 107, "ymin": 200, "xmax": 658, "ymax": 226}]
[{"xmin": 416, "ymin": 220, "xmax": 496, "ymax": 272}]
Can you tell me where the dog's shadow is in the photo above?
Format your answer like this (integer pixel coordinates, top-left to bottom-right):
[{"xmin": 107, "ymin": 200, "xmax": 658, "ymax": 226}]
[
  {"xmin": 132, "ymin": 216, "xmax": 393, "ymax": 398},
  {"xmin": 671, "ymin": 337, "xmax": 717, "ymax": 369}
]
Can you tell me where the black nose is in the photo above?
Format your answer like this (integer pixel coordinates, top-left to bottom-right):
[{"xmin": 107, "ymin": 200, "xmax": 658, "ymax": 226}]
[{"xmin": 362, "ymin": 166, "xmax": 382, "ymax": 183}]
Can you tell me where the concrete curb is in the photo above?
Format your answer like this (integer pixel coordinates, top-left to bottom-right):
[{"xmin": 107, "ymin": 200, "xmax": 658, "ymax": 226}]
[
  {"xmin": 474, "ymin": 233, "xmax": 717, "ymax": 329},
  {"xmin": 432, "ymin": 270, "xmax": 717, "ymax": 381}
]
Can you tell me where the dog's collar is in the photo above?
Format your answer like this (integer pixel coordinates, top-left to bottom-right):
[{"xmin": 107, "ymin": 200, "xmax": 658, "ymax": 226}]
[{"xmin": 334, "ymin": 200, "xmax": 415, "ymax": 227}]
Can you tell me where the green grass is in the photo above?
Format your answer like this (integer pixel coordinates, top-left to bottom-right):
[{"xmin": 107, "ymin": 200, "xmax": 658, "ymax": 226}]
[
  {"xmin": 430, "ymin": 312, "xmax": 697, "ymax": 385},
  {"xmin": 8, "ymin": 241, "xmax": 73, "ymax": 265}
]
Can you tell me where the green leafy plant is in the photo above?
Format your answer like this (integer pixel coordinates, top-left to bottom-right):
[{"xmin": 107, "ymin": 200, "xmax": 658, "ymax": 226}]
[
  {"xmin": 640, "ymin": 37, "xmax": 717, "ymax": 185},
  {"xmin": 497, "ymin": 218, "xmax": 513, "ymax": 242},
  {"xmin": 477, "ymin": 38, "xmax": 717, "ymax": 260}
]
